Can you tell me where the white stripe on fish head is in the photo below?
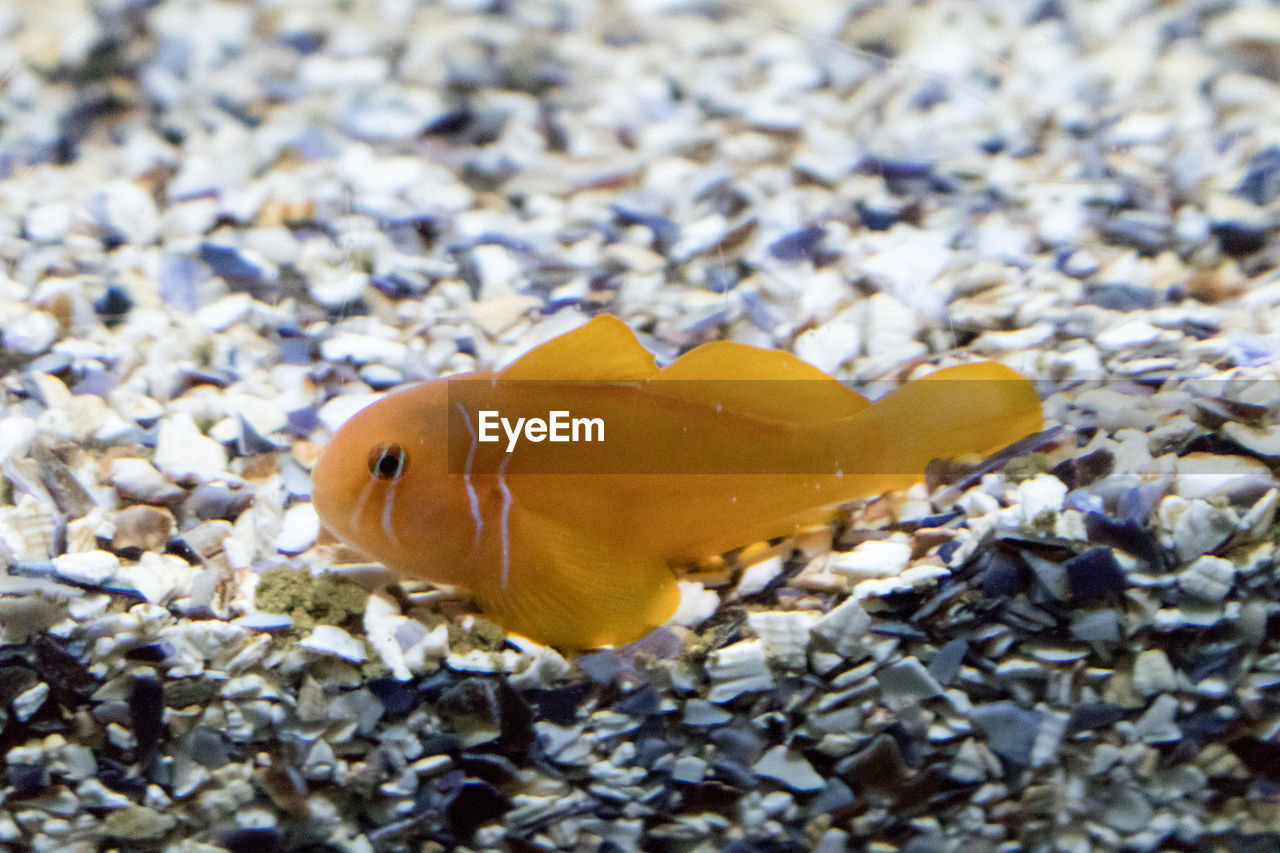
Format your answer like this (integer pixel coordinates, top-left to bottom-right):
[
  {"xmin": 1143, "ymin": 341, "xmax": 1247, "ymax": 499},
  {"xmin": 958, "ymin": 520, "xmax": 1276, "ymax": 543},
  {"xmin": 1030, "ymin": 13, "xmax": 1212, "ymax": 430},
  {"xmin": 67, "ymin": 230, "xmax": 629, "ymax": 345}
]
[
  {"xmin": 349, "ymin": 472, "xmax": 379, "ymax": 539},
  {"xmin": 497, "ymin": 452, "xmax": 513, "ymax": 589},
  {"xmin": 381, "ymin": 477, "xmax": 399, "ymax": 544},
  {"xmin": 455, "ymin": 401, "xmax": 484, "ymax": 548}
]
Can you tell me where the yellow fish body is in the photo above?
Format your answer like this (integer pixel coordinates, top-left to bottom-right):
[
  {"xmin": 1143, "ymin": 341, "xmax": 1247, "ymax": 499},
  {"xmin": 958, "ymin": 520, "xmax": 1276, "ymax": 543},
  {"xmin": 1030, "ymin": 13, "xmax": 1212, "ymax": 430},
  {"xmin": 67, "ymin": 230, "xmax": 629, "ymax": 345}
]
[{"xmin": 311, "ymin": 315, "xmax": 1042, "ymax": 649}]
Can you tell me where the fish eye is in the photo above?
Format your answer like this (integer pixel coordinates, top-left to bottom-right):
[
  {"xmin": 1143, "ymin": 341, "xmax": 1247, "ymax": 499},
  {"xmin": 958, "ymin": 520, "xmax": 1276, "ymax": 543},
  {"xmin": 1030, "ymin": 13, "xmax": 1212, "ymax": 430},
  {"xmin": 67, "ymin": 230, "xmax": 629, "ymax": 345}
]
[{"xmin": 367, "ymin": 443, "xmax": 408, "ymax": 481}]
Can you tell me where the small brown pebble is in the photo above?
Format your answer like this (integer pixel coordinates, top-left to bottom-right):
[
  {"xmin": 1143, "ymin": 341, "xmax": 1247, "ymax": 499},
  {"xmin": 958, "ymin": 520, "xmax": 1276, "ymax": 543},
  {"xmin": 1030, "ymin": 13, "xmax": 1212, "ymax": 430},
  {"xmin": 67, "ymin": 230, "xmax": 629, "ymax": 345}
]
[
  {"xmin": 237, "ymin": 453, "xmax": 280, "ymax": 480},
  {"xmin": 910, "ymin": 528, "xmax": 956, "ymax": 558},
  {"xmin": 291, "ymin": 439, "xmax": 324, "ymax": 469},
  {"xmin": 1186, "ymin": 263, "xmax": 1245, "ymax": 303},
  {"xmin": 108, "ymin": 506, "xmax": 175, "ymax": 554},
  {"xmin": 843, "ymin": 734, "xmax": 910, "ymax": 796}
]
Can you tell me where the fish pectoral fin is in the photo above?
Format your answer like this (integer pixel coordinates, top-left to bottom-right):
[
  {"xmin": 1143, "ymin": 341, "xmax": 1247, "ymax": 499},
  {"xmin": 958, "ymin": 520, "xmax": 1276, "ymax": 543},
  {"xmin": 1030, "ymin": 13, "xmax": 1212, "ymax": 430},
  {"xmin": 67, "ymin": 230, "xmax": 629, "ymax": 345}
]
[
  {"xmin": 472, "ymin": 508, "xmax": 680, "ymax": 650},
  {"xmin": 499, "ymin": 315, "xmax": 658, "ymax": 381},
  {"xmin": 653, "ymin": 341, "xmax": 870, "ymax": 423}
]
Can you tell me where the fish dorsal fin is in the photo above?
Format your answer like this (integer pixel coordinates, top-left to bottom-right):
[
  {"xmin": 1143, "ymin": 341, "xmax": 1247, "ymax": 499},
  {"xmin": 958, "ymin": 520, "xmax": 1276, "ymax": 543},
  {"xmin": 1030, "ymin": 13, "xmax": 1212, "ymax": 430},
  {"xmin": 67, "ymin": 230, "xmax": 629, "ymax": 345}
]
[
  {"xmin": 500, "ymin": 315, "xmax": 658, "ymax": 381},
  {"xmin": 650, "ymin": 341, "xmax": 870, "ymax": 423},
  {"xmin": 471, "ymin": 503, "xmax": 681, "ymax": 649}
]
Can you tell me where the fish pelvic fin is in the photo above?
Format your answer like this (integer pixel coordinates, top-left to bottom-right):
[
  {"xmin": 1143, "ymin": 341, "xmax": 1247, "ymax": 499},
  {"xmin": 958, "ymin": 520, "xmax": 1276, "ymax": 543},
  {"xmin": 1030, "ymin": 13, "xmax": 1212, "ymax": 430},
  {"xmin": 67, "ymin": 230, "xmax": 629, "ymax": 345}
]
[{"xmin": 471, "ymin": 504, "xmax": 681, "ymax": 650}]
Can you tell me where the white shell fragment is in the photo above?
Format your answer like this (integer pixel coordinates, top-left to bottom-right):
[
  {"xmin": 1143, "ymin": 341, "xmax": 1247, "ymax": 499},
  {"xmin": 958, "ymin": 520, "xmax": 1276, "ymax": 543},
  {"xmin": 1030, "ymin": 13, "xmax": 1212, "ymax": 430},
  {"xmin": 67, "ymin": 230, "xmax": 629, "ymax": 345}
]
[
  {"xmin": 1133, "ymin": 649, "xmax": 1179, "ymax": 697},
  {"xmin": 827, "ymin": 540, "xmax": 913, "ymax": 580},
  {"xmin": 668, "ymin": 581, "xmax": 720, "ymax": 628},
  {"xmin": 705, "ymin": 640, "xmax": 774, "ymax": 702},
  {"xmin": 153, "ymin": 415, "xmax": 230, "ymax": 483},
  {"xmin": 745, "ymin": 610, "xmax": 819, "ymax": 670},
  {"xmin": 275, "ymin": 504, "xmax": 320, "ymax": 555},
  {"xmin": 812, "ymin": 597, "xmax": 872, "ymax": 659},
  {"xmin": 1178, "ymin": 555, "xmax": 1235, "ymax": 601},
  {"xmin": 299, "ymin": 626, "xmax": 368, "ymax": 663},
  {"xmin": 752, "ymin": 746, "xmax": 825, "ymax": 792},
  {"xmin": 735, "ymin": 555, "xmax": 784, "ymax": 597},
  {"xmin": 0, "ymin": 494, "xmax": 59, "ymax": 561},
  {"xmin": 51, "ymin": 551, "xmax": 120, "ymax": 586}
]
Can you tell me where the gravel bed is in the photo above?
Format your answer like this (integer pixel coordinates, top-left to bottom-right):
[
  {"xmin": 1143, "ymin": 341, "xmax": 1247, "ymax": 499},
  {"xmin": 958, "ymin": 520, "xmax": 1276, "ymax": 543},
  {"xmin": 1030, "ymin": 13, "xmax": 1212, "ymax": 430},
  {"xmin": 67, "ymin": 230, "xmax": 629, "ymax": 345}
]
[{"xmin": 2, "ymin": 0, "xmax": 1280, "ymax": 851}]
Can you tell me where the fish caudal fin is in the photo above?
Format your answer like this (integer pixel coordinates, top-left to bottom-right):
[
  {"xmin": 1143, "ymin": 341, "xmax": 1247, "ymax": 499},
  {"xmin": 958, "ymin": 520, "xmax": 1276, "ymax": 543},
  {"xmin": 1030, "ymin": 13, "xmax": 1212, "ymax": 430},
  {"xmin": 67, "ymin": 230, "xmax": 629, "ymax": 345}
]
[
  {"xmin": 471, "ymin": 503, "xmax": 681, "ymax": 649},
  {"xmin": 852, "ymin": 362, "xmax": 1042, "ymax": 486}
]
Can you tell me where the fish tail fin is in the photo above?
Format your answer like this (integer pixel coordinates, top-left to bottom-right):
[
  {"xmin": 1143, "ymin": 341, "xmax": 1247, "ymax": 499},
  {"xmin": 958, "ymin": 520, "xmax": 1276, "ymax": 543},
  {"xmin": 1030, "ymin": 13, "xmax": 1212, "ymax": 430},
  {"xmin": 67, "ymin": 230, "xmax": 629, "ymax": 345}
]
[
  {"xmin": 843, "ymin": 362, "xmax": 1043, "ymax": 487},
  {"xmin": 472, "ymin": 504, "xmax": 681, "ymax": 650}
]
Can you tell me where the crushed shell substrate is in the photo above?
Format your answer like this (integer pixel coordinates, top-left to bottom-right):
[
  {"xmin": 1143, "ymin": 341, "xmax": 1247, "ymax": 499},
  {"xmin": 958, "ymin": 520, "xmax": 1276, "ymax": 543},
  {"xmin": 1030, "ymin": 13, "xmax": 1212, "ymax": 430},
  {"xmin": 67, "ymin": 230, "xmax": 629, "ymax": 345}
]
[{"xmin": 3, "ymin": 0, "xmax": 1280, "ymax": 851}]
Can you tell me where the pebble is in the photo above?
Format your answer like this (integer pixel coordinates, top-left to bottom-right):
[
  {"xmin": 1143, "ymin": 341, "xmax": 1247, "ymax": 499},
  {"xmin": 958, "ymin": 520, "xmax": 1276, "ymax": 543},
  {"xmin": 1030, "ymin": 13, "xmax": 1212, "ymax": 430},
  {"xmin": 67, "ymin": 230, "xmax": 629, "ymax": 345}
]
[
  {"xmin": 1236, "ymin": 145, "xmax": 1280, "ymax": 205},
  {"xmin": 794, "ymin": 320, "xmax": 861, "ymax": 374},
  {"xmin": 828, "ymin": 540, "xmax": 913, "ymax": 580},
  {"xmin": 1170, "ymin": 499, "xmax": 1237, "ymax": 562},
  {"xmin": 968, "ymin": 702, "xmax": 1041, "ymax": 766},
  {"xmin": 1103, "ymin": 786, "xmax": 1155, "ymax": 834},
  {"xmin": 89, "ymin": 181, "xmax": 159, "ymax": 246},
  {"xmin": 275, "ymin": 504, "xmax": 320, "ymax": 555},
  {"xmin": 767, "ymin": 225, "xmax": 825, "ymax": 261},
  {"xmin": 812, "ymin": 597, "xmax": 872, "ymax": 659},
  {"xmin": 317, "ymin": 393, "xmax": 383, "ymax": 434},
  {"xmin": 12, "ymin": 682, "xmax": 49, "ymax": 721},
  {"xmin": 2, "ymin": 311, "xmax": 60, "ymax": 355},
  {"xmin": 1134, "ymin": 693, "xmax": 1181, "ymax": 743},
  {"xmin": 670, "ymin": 755, "xmax": 708, "ymax": 784},
  {"xmin": 344, "ymin": 86, "xmax": 447, "ymax": 141},
  {"xmin": 299, "ymin": 625, "xmax": 368, "ymax": 663},
  {"xmin": 25, "ymin": 202, "xmax": 75, "ymax": 243},
  {"xmin": 752, "ymin": 746, "xmax": 824, "ymax": 792},
  {"xmin": 1018, "ymin": 474, "xmax": 1068, "ymax": 521},
  {"xmin": 199, "ymin": 243, "xmax": 274, "ymax": 286},
  {"xmin": 746, "ymin": 611, "xmax": 817, "ymax": 670},
  {"xmin": 1178, "ymin": 555, "xmax": 1235, "ymax": 601},
  {"xmin": 1064, "ymin": 549, "xmax": 1127, "ymax": 604},
  {"xmin": 153, "ymin": 415, "xmax": 230, "ymax": 484},
  {"xmin": 1221, "ymin": 421, "xmax": 1280, "ymax": 458},
  {"xmin": 195, "ymin": 293, "xmax": 254, "ymax": 332},
  {"xmin": 735, "ymin": 554, "xmax": 785, "ymax": 597},
  {"xmin": 101, "ymin": 804, "xmax": 176, "ymax": 840},
  {"xmin": 121, "ymin": 553, "xmax": 194, "ymax": 604},
  {"xmin": 927, "ymin": 638, "xmax": 969, "ymax": 685},
  {"xmin": 669, "ymin": 581, "xmax": 720, "ymax": 628},
  {"xmin": 51, "ymin": 550, "xmax": 120, "ymax": 586},
  {"xmin": 1096, "ymin": 319, "xmax": 1163, "ymax": 351},
  {"xmin": 320, "ymin": 332, "xmax": 409, "ymax": 367},
  {"xmin": 1070, "ymin": 610, "xmax": 1122, "ymax": 644},
  {"xmin": 705, "ymin": 640, "xmax": 774, "ymax": 702},
  {"xmin": 1133, "ymin": 649, "xmax": 1178, "ymax": 696},
  {"xmin": 108, "ymin": 506, "xmax": 175, "ymax": 554},
  {"xmin": 682, "ymin": 700, "xmax": 732, "ymax": 727},
  {"xmin": 876, "ymin": 656, "xmax": 944, "ymax": 701},
  {"xmin": 231, "ymin": 612, "xmax": 294, "ymax": 631},
  {"xmin": 0, "ymin": 494, "xmax": 59, "ymax": 561},
  {"xmin": 1174, "ymin": 453, "xmax": 1275, "ymax": 502},
  {"xmin": 949, "ymin": 738, "xmax": 994, "ymax": 783}
]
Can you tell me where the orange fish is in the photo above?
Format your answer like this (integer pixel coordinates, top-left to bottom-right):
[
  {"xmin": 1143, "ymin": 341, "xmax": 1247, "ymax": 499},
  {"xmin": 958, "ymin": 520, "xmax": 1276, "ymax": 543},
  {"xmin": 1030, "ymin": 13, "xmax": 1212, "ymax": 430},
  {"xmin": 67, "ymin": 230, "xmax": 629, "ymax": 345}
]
[{"xmin": 312, "ymin": 315, "xmax": 1042, "ymax": 649}]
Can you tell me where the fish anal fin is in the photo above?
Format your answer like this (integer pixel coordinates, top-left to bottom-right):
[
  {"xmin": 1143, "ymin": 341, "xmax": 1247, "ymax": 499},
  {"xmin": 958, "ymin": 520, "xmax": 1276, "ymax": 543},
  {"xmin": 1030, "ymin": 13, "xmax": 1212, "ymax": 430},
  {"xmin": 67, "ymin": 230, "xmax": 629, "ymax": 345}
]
[
  {"xmin": 653, "ymin": 341, "xmax": 870, "ymax": 423},
  {"xmin": 472, "ymin": 506, "xmax": 681, "ymax": 650},
  {"xmin": 500, "ymin": 315, "xmax": 658, "ymax": 381}
]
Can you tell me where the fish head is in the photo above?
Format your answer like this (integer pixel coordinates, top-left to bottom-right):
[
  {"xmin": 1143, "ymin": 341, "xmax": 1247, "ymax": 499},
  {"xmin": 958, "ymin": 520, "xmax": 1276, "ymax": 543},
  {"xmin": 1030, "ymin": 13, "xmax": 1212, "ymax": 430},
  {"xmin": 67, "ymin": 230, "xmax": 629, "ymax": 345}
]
[{"xmin": 312, "ymin": 380, "xmax": 479, "ymax": 584}]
